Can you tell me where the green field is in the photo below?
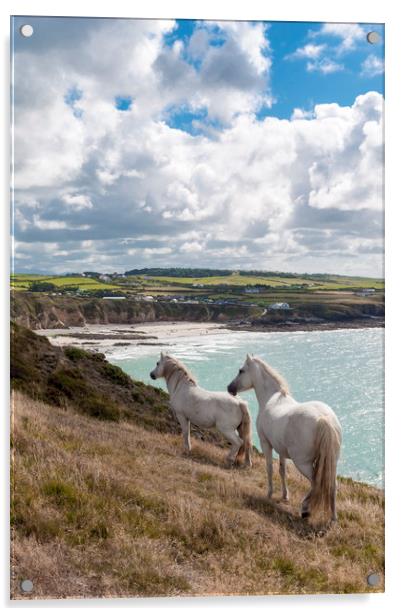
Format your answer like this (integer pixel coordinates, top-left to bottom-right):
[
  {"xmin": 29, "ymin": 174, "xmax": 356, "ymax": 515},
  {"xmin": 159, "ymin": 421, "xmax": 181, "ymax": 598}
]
[
  {"xmin": 11, "ymin": 274, "xmax": 50, "ymax": 289},
  {"xmin": 138, "ymin": 274, "xmax": 384, "ymax": 291},
  {"xmin": 10, "ymin": 275, "xmax": 119, "ymax": 292},
  {"xmin": 140, "ymin": 274, "xmax": 309, "ymax": 287},
  {"xmin": 10, "ymin": 271, "xmax": 385, "ymax": 297}
]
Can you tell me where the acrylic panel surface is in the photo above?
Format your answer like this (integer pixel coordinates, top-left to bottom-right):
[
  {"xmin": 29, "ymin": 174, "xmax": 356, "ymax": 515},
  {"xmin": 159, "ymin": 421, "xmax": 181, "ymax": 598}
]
[{"xmin": 11, "ymin": 16, "xmax": 384, "ymax": 599}]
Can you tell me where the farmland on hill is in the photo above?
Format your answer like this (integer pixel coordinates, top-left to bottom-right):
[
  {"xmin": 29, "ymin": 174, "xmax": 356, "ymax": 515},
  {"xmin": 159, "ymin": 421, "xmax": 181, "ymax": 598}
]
[
  {"xmin": 11, "ymin": 270, "xmax": 384, "ymax": 294},
  {"xmin": 10, "ymin": 270, "xmax": 384, "ymax": 331}
]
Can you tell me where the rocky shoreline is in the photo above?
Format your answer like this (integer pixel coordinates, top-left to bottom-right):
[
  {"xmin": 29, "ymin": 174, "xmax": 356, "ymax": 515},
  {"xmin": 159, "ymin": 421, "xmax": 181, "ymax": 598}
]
[{"xmin": 228, "ymin": 317, "xmax": 384, "ymax": 334}]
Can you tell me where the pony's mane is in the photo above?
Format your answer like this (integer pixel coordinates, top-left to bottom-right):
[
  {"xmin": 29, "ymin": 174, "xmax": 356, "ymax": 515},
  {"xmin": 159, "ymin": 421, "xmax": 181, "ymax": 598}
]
[
  {"xmin": 163, "ymin": 356, "xmax": 197, "ymax": 386},
  {"xmin": 253, "ymin": 357, "xmax": 290, "ymax": 395}
]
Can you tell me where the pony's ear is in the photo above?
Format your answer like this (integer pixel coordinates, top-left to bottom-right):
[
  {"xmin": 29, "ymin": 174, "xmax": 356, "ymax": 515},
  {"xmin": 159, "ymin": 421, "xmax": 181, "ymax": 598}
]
[
  {"xmin": 160, "ymin": 351, "xmax": 165, "ymax": 358},
  {"xmin": 246, "ymin": 353, "xmax": 252, "ymax": 362}
]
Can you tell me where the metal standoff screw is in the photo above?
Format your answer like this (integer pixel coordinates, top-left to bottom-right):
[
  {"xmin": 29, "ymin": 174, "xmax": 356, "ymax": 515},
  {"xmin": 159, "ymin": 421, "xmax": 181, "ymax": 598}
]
[{"xmin": 20, "ymin": 579, "xmax": 33, "ymax": 593}]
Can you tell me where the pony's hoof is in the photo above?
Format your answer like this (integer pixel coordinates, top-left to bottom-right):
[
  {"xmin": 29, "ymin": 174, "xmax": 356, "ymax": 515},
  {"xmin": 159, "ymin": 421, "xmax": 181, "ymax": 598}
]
[
  {"xmin": 281, "ymin": 496, "xmax": 290, "ymax": 503},
  {"xmin": 301, "ymin": 511, "xmax": 310, "ymax": 519}
]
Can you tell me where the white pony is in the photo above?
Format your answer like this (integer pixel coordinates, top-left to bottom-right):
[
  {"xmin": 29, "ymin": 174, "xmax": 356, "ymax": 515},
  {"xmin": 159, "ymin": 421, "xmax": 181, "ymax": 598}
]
[
  {"xmin": 228, "ymin": 355, "xmax": 342, "ymax": 521},
  {"xmin": 150, "ymin": 352, "xmax": 252, "ymax": 467}
]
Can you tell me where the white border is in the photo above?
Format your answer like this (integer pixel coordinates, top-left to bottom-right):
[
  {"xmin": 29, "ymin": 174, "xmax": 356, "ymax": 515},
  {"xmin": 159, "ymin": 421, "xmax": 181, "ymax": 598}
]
[{"xmin": 1, "ymin": 1, "xmax": 400, "ymax": 614}]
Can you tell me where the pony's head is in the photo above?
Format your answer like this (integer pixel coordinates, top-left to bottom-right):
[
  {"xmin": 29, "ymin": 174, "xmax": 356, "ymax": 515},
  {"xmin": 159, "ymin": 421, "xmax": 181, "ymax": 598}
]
[
  {"xmin": 228, "ymin": 354, "xmax": 289, "ymax": 397},
  {"xmin": 227, "ymin": 353, "xmax": 254, "ymax": 396},
  {"xmin": 150, "ymin": 352, "xmax": 168, "ymax": 380},
  {"xmin": 150, "ymin": 353, "xmax": 197, "ymax": 387}
]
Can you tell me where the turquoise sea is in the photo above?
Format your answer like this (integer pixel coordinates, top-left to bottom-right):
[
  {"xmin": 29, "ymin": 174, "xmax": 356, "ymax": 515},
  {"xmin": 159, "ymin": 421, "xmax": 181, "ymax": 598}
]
[{"xmin": 109, "ymin": 328, "xmax": 384, "ymax": 487}]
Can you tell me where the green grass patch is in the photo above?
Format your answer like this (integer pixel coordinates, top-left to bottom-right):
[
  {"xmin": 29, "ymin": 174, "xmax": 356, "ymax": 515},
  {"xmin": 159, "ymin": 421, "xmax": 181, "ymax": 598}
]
[
  {"xmin": 101, "ymin": 363, "xmax": 132, "ymax": 387},
  {"xmin": 42, "ymin": 479, "xmax": 79, "ymax": 507},
  {"xmin": 64, "ymin": 346, "xmax": 91, "ymax": 361}
]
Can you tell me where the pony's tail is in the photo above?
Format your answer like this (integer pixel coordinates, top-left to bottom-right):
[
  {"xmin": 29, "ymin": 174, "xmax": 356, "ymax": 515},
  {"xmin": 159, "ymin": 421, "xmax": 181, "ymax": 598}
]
[
  {"xmin": 309, "ymin": 417, "xmax": 341, "ymax": 521},
  {"xmin": 236, "ymin": 401, "xmax": 252, "ymax": 467}
]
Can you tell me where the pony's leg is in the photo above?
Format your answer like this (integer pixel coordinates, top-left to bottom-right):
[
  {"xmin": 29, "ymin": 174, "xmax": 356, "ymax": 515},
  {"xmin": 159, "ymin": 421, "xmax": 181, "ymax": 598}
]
[
  {"xmin": 219, "ymin": 428, "xmax": 242, "ymax": 467},
  {"xmin": 279, "ymin": 456, "xmax": 289, "ymax": 501},
  {"xmin": 301, "ymin": 489, "xmax": 312, "ymax": 518},
  {"xmin": 244, "ymin": 446, "xmax": 252, "ymax": 468},
  {"xmin": 294, "ymin": 461, "xmax": 313, "ymax": 518},
  {"xmin": 260, "ymin": 437, "xmax": 273, "ymax": 498},
  {"xmin": 177, "ymin": 414, "xmax": 191, "ymax": 453},
  {"xmin": 331, "ymin": 481, "xmax": 338, "ymax": 522}
]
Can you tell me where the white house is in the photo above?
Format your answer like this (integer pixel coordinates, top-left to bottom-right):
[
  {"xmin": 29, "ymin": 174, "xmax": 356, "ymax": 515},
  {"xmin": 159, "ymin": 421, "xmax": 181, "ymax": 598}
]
[
  {"xmin": 355, "ymin": 288, "xmax": 376, "ymax": 297},
  {"xmin": 244, "ymin": 287, "xmax": 262, "ymax": 294},
  {"xmin": 268, "ymin": 302, "xmax": 290, "ymax": 310}
]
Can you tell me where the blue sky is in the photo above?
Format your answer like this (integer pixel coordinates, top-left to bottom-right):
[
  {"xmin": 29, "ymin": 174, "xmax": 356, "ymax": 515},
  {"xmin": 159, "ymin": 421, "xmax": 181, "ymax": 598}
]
[
  {"xmin": 163, "ymin": 19, "xmax": 384, "ymax": 126},
  {"xmin": 12, "ymin": 17, "xmax": 384, "ymax": 275},
  {"xmin": 267, "ymin": 21, "xmax": 384, "ymax": 118}
]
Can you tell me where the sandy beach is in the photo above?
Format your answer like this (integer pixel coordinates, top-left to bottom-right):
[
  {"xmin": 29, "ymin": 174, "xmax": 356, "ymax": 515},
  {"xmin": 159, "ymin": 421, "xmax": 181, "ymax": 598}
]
[
  {"xmin": 35, "ymin": 319, "xmax": 384, "ymax": 354},
  {"xmin": 36, "ymin": 321, "xmax": 231, "ymax": 352}
]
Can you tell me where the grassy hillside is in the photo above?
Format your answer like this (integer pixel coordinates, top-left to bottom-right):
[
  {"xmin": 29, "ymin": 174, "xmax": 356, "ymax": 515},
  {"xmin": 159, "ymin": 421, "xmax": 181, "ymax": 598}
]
[
  {"xmin": 10, "ymin": 325, "xmax": 384, "ymax": 598},
  {"xmin": 11, "ymin": 271, "xmax": 385, "ymax": 294},
  {"xmin": 137, "ymin": 273, "xmax": 384, "ymax": 291},
  {"xmin": 10, "ymin": 322, "xmax": 224, "ymax": 443},
  {"xmin": 11, "ymin": 391, "xmax": 384, "ymax": 599}
]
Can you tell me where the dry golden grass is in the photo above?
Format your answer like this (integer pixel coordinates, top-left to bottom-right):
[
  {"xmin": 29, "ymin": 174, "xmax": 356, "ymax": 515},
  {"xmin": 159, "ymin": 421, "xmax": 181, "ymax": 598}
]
[{"xmin": 11, "ymin": 391, "xmax": 384, "ymax": 599}]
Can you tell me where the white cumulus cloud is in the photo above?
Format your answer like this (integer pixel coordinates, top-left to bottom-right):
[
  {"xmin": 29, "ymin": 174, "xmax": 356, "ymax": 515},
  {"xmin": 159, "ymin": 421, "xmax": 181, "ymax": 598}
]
[
  {"xmin": 11, "ymin": 18, "xmax": 384, "ymax": 276},
  {"xmin": 361, "ymin": 54, "xmax": 384, "ymax": 77}
]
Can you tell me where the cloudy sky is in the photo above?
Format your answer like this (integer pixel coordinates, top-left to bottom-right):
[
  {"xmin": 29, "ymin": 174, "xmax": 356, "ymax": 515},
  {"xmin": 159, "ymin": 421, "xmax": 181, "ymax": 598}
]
[{"xmin": 11, "ymin": 17, "xmax": 384, "ymax": 276}]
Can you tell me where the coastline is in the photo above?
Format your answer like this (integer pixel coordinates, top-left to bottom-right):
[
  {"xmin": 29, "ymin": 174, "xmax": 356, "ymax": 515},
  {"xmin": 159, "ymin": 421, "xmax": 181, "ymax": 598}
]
[
  {"xmin": 36, "ymin": 318, "xmax": 384, "ymax": 347},
  {"xmin": 34, "ymin": 318, "xmax": 385, "ymax": 360},
  {"xmin": 228, "ymin": 318, "xmax": 384, "ymax": 334}
]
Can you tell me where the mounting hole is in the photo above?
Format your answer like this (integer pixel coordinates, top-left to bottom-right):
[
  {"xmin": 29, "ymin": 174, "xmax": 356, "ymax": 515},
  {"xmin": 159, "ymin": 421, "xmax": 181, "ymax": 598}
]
[
  {"xmin": 367, "ymin": 31, "xmax": 380, "ymax": 45},
  {"xmin": 20, "ymin": 24, "xmax": 34, "ymax": 38},
  {"xmin": 20, "ymin": 579, "xmax": 33, "ymax": 593},
  {"xmin": 367, "ymin": 572, "xmax": 380, "ymax": 587}
]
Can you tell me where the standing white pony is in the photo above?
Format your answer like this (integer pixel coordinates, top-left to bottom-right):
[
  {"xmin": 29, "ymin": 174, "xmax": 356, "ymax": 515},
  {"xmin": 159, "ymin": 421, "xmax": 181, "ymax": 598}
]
[
  {"xmin": 150, "ymin": 352, "xmax": 252, "ymax": 467},
  {"xmin": 227, "ymin": 355, "xmax": 342, "ymax": 521}
]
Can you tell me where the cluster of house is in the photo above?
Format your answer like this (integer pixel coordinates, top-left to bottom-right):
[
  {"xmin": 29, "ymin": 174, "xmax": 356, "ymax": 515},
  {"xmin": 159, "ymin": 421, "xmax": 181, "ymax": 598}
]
[
  {"xmin": 56, "ymin": 273, "xmax": 294, "ymax": 310},
  {"xmin": 109, "ymin": 294, "xmax": 291, "ymax": 311},
  {"xmin": 354, "ymin": 288, "xmax": 376, "ymax": 297},
  {"xmin": 136, "ymin": 296, "xmax": 248, "ymax": 306},
  {"xmin": 98, "ymin": 273, "xmax": 127, "ymax": 283}
]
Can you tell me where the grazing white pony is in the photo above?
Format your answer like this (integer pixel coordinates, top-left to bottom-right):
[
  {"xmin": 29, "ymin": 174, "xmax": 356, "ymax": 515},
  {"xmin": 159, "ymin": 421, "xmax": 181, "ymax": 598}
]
[
  {"xmin": 150, "ymin": 352, "xmax": 252, "ymax": 467},
  {"xmin": 227, "ymin": 354, "xmax": 342, "ymax": 521}
]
